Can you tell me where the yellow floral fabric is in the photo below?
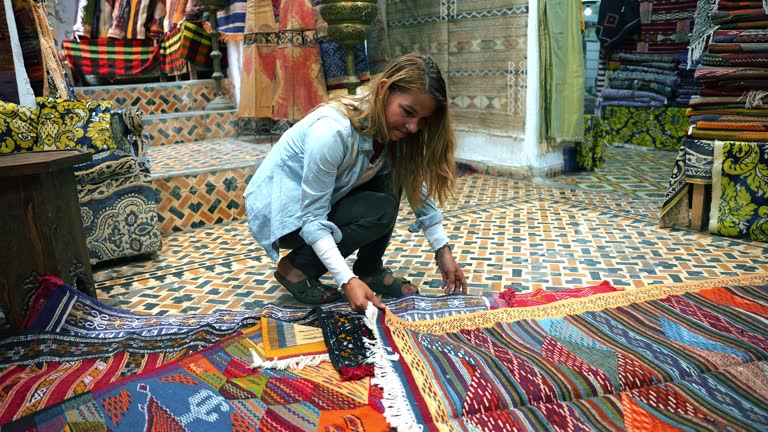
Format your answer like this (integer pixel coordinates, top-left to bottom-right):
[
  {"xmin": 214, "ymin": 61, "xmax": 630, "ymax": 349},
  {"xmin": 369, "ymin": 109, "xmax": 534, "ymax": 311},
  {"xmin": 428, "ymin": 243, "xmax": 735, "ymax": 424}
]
[
  {"xmin": 602, "ymin": 106, "xmax": 688, "ymax": 151},
  {"xmin": 36, "ymin": 97, "xmax": 116, "ymax": 153},
  {"xmin": 710, "ymin": 141, "xmax": 768, "ymax": 242},
  {"xmin": 0, "ymin": 101, "xmax": 39, "ymax": 154}
]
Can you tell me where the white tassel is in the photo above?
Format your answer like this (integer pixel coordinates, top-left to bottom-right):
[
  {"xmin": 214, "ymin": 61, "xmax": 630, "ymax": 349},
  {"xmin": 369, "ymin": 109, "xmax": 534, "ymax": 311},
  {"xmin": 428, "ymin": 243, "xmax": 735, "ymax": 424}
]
[
  {"xmin": 363, "ymin": 303, "xmax": 422, "ymax": 431},
  {"xmin": 248, "ymin": 348, "xmax": 329, "ymax": 371},
  {"xmin": 764, "ymin": 0, "xmax": 768, "ymax": 14},
  {"xmin": 739, "ymin": 90, "xmax": 768, "ymax": 109}
]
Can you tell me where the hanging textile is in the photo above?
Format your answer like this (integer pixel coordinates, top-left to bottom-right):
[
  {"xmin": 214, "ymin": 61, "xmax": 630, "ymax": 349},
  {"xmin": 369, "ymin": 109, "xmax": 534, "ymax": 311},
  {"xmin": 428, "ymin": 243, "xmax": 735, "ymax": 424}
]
[
  {"xmin": 11, "ymin": 0, "xmax": 73, "ymax": 100},
  {"xmin": 237, "ymin": 0, "xmax": 327, "ymax": 130},
  {"xmin": 596, "ymin": 0, "xmax": 641, "ymax": 52},
  {"xmin": 384, "ymin": 0, "xmax": 528, "ymax": 137},
  {"xmin": 539, "ymin": 0, "xmax": 584, "ymax": 145}
]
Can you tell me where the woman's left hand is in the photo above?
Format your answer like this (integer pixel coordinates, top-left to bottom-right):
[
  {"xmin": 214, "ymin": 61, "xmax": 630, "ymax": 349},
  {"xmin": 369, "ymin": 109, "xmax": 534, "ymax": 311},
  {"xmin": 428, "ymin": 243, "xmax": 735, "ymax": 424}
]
[{"xmin": 436, "ymin": 247, "xmax": 468, "ymax": 294}]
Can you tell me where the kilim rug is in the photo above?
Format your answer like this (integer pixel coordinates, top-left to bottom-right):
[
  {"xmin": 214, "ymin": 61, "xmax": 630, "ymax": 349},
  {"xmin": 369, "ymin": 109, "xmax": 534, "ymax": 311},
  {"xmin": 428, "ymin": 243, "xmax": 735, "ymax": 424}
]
[
  {"xmin": 0, "ymin": 278, "xmax": 500, "ymax": 425},
  {"xmin": 366, "ymin": 274, "xmax": 768, "ymax": 431}
]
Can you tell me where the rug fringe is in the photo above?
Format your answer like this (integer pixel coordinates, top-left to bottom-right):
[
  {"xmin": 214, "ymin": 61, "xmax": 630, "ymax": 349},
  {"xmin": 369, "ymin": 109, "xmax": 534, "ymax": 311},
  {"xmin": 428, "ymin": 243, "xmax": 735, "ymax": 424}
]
[
  {"xmin": 739, "ymin": 90, "xmax": 768, "ymax": 109},
  {"xmin": 388, "ymin": 273, "xmax": 768, "ymax": 335},
  {"xmin": 363, "ymin": 303, "xmax": 422, "ymax": 432},
  {"xmin": 248, "ymin": 348, "xmax": 329, "ymax": 370}
]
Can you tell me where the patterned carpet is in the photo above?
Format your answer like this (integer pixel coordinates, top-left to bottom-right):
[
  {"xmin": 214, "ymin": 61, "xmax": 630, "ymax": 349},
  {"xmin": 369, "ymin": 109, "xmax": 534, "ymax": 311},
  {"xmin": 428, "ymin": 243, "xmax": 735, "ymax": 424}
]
[{"xmin": 89, "ymin": 144, "xmax": 768, "ymax": 316}]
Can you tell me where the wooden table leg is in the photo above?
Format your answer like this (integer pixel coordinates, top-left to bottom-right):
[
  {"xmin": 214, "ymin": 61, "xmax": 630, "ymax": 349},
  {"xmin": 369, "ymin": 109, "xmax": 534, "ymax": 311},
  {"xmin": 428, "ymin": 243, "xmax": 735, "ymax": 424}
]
[{"xmin": 690, "ymin": 183, "xmax": 705, "ymax": 231}]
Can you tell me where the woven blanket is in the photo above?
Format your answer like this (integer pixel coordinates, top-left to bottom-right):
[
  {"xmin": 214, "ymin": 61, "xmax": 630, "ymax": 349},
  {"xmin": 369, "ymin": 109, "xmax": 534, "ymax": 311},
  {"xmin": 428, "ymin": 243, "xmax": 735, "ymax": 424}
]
[
  {"xmin": 367, "ymin": 274, "xmax": 768, "ymax": 430},
  {"xmin": 711, "ymin": 8, "xmax": 768, "ymax": 25},
  {"xmin": 216, "ymin": 0, "xmax": 247, "ymax": 38},
  {"xmin": 708, "ymin": 42, "xmax": 768, "ymax": 53},
  {"xmin": 702, "ymin": 52, "xmax": 768, "ymax": 67},
  {"xmin": 160, "ymin": 20, "xmax": 213, "ymax": 74},
  {"xmin": 710, "ymin": 140, "xmax": 768, "ymax": 241},
  {"xmin": 602, "ymin": 88, "xmax": 668, "ymax": 104},
  {"xmin": 62, "ymin": 38, "xmax": 159, "ymax": 78},
  {"xmin": 714, "ymin": 29, "xmax": 768, "ymax": 43},
  {"xmin": 720, "ymin": 19, "xmax": 768, "ymax": 30},
  {"xmin": 696, "ymin": 120, "xmax": 768, "ymax": 131},
  {"xmin": 718, "ymin": 0, "xmax": 766, "ymax": 8},
  {"xmin": 686, "ymin": 106, "xmax": 768, "ymax": 117},
  {"xmin": 689, "ymin": 127, "xmax": 768, "ymax": 142},
  {"xmin": 689, "ymin": 94, "xmax": 768, "ymax": 106},
  {"xmin": 690, "ymin": 113, "xmax": 768, "ymax": 122}
]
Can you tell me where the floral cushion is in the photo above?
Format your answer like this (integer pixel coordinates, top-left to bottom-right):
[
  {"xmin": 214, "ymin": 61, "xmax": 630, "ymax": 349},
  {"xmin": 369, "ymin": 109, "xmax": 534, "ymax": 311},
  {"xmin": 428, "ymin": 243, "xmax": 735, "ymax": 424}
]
[
  {"xmin": 36, "ymin": 97, "xmax": 117, "ymax": 153},
  {"xmin": 0, "ymin": 101, "xmax": 39, "ymax": 154}
]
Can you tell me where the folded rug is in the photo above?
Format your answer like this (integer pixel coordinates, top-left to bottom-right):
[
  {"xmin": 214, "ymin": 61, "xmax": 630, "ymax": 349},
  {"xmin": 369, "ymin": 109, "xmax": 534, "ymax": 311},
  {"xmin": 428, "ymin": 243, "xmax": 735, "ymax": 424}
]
[
  {"xmin": 713, "ymin": 29, "xmax": 768, "ymax": 43},
  {"xmin": 688, "ymin": 127, "xmax": 768, "ymax": 141},
  {"xmin": 248, "ymin": 317, "xmax": 329, "ymax": 370}
]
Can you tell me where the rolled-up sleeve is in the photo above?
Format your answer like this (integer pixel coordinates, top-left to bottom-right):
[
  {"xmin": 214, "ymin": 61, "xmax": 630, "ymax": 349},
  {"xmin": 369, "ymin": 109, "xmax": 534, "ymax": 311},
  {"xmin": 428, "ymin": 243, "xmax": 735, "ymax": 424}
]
[
  {"xmin": 298, "ymin": 116, "xmax": 348, "ymax": 246},
  {"xmin": 410, "ymin": 183, "xmax": 449, "ymax": 250}
]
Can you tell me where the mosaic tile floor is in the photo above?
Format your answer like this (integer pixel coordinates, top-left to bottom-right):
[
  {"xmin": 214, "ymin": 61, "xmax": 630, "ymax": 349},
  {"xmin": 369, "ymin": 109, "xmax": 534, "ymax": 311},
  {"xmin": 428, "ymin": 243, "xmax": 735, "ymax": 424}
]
[{"xmin": 92, "ymin": 145, "xmax": 768, "ymax": 315}]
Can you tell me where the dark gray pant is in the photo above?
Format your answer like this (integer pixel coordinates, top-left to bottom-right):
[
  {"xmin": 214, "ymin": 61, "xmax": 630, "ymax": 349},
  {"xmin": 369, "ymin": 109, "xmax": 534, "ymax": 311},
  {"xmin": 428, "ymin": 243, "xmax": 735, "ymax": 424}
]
[{"xmin": 277, "ymin": 174, "xmax": 400, "ymax": 280}]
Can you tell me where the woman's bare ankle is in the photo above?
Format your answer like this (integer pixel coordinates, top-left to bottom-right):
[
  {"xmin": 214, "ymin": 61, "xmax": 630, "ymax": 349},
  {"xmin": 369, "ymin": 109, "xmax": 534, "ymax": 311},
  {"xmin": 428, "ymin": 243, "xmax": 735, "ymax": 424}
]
[{"xmin": 277, "ymin": 258, "xmax": 307, "ymax": 283}]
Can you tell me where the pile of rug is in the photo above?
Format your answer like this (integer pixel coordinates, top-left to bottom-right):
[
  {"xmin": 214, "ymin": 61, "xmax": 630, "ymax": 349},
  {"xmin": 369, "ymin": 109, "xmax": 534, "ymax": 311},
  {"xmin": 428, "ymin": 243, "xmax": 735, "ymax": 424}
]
[
  {"xmin": 0, "ymin": 277, "xmax": 501, "ymax": 428},
  {"xmin": 4, "ymin": 275, "xmax": 767, "ymax": 430}
]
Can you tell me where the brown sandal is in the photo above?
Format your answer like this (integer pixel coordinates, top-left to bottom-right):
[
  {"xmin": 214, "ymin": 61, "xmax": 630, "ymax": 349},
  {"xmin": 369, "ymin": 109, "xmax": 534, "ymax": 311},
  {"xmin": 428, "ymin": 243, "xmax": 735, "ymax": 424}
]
[
  {"xmin": 363, "ymin": 267, "xmax": 418, "ymax": 298},
  {"xmin": 274, "ymin": 272, "xmax": 341, "ymax": 304}
]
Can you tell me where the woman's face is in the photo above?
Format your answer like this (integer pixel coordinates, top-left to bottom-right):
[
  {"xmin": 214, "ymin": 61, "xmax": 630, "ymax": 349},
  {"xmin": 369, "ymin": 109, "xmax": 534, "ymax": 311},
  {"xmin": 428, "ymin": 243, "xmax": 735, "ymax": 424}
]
[{"xmin": 382, "ymin": 82, "xmax": 436, "ymax": 141}]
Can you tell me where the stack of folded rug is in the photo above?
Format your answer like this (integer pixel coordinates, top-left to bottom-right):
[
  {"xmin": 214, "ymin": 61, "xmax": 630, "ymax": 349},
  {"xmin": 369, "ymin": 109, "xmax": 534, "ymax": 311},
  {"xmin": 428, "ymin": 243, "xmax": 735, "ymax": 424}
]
[
  {"xmin": 686, "ymin": 3, "xmax": 768, "ymax": 142},
  {"xmin": 600, "ymin": 0, "xmax": 700, "ymax": 109}
]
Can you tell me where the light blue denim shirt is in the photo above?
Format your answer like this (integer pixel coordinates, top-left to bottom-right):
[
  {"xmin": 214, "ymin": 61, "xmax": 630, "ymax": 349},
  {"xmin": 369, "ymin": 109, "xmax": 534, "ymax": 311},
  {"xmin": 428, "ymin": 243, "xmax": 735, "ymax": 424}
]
[{"xmin": 244, "ymin": 105, "xmax": 447, "ymax": 262}]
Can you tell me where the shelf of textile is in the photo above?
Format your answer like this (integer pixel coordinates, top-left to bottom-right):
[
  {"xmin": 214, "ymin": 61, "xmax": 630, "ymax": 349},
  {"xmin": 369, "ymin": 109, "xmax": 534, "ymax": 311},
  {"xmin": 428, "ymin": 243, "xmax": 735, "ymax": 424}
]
[
  {"xmin": 159, "ymin": 20, "xmax": 215, "ymax": 76},
  {"xmin": 62, "ymin": 38, "xmax": 160, "ymax": 82},
  {"xmin": 660, "ymin": 139, "xmax": 768, "ymax": 242},
  {"xmin": 600, "ymin": 105, "xmax": 689, "ymax": 150}
]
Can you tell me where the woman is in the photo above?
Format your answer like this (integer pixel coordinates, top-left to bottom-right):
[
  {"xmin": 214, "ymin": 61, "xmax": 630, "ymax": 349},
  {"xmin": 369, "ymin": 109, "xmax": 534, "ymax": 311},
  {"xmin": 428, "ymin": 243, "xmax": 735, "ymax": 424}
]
[{"xmin": 244, "ymin": 53, "xmax": 467, "ymax": 313}]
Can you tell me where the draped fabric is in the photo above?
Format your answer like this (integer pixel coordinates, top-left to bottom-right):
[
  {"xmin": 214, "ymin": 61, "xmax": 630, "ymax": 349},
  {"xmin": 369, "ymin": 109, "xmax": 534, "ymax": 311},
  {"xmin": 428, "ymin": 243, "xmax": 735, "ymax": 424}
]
[
  {"xmin": 710, "ymin": 140, "xmax": 768, "ymax": 241},
  {"xmin": 596, "ymin": 0, "xmax": 642, "ymax": 52},
  {"xmin": 539, "ymin": 0, "xmax": 585, "ymax": 146},
  {"xmin": 237, "ymin": 0, "xmax": 327, "ymax": 127},
  {"xmin": 384, "ymin": 0, "xmax": 528, "ymax": 137},
  {"xmin": 11, "ymin": 0, "xmax": 74, "ymax": 100}
]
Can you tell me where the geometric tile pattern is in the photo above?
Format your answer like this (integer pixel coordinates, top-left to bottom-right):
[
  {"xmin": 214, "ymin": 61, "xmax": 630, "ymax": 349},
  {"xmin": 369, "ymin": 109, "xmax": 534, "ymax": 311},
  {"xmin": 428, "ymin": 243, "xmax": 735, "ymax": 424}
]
[
  {"xmin": 150, "ymin": 139, "xmax": 271, "ymax": 233},
  {"xmin": 153, "ymin": 168, "xmax": 255, "ymax": 234},
  {"xmin": 75, "ymin": 79, "xmax": 234, "ymax": 114},
  {"xmin": 144, "ymin": 110, "xmax": 240, "ymax": 145},
  {"xmin": 93, "ymin": 145, "xmax": 768, "ymax": 316}
]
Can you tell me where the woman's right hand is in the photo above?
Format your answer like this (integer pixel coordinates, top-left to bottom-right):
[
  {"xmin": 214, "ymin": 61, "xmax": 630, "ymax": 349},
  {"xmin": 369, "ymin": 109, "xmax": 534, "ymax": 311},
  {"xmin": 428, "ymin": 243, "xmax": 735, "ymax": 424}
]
[{"xmin": 342, "ymin": 277, "xmax": 385, "ymax": 312}]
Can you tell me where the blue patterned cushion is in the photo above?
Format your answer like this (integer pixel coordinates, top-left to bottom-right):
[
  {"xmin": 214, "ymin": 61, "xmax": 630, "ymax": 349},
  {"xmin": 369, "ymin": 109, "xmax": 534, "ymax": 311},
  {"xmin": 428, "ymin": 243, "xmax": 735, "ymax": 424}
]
[
  {"xmin": 0, "ymin": 101, "xmax": 38, "ymax": 154},
  {"xmin": 36, "ymin": 97, "xmax": 117, "ymax": 153}
]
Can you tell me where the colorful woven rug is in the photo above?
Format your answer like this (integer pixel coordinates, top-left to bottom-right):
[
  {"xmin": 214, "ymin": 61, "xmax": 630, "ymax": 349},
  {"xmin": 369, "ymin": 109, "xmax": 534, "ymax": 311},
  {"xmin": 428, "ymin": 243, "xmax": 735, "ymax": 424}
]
[
  {"xmin": 61, "ymin": 38, "xmax": 160, "ymax": 79},
  {"xmin": 2, "ymin": 329, "xmax": 391, "ymax": 431},
  {"xmin": 0, "ymin": 278, "xmax": 499, "ymax": 424},
  {"xmin": 160, "ymin": 20, "xmax": 213, "ymax": 75},
  {"xmin": 367, "ymin": 274, "xmax": 768, "ymax": 431}
]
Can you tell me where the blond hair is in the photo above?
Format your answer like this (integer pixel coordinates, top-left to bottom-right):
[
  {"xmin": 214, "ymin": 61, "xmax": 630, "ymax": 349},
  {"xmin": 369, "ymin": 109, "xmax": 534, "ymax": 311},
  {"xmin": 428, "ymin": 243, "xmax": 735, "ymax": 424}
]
[{"xmin": 327, "ymin": 53, "xmax": 456, "ymax": 208}]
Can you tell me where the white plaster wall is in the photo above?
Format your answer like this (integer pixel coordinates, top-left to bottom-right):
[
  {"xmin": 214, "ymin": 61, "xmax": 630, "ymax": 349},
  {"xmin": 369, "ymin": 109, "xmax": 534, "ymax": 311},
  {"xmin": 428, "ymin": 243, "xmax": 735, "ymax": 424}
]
[
  {"xmin": 6, "ymin": 0, "xmax": 35, "ymax": 106},
  {"xmin": 49, "ymin": 0, "xmax": 78, "ymax": 47}
]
